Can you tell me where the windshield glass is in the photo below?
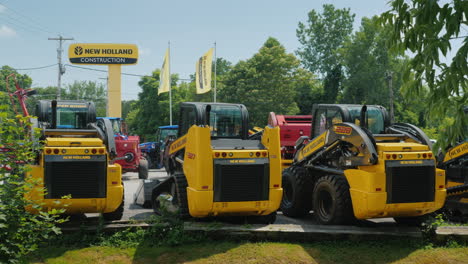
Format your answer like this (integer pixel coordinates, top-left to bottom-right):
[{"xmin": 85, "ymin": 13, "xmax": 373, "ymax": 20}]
[
  {"xmin": 159, "ymin": 128, "xmax": 177, "ymax": 141},
  {"xmin": 209, "ymin": 105, "xmax": 243, "ymax": 138},
  {"xmin": 110, "ymin": 119, "xmax": 122, "ymax": 134},
  {"xmin": 52, "ymin": 104, "xmax": 89, "ymax": 129},
  {"xmin": 347, "ymin": 106, "xmax": 385, "ymax": 134}
]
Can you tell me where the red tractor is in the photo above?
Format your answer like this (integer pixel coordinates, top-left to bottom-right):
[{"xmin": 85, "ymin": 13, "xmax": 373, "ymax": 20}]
[
  {"xmin": 97, "ymin": 117, "xmax": 149, "ymax": 179},
  {"xmin": 268, "ymin": 112, "xmax": 312, "ymax": 168}
]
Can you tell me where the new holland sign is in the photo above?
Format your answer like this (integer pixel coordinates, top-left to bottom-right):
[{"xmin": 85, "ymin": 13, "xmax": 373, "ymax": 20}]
[{"xmin": 68, "ymin": 43, "xmax": 138, "ymax": 65}]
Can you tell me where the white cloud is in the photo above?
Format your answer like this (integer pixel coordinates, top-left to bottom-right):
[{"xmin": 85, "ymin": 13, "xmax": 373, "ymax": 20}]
[
  {"xmin": 0, "ymin": 4, "xmax": 6, "ymax": 13},
  {"xmin": 0, "ymin": 25, "xmax": 17, "ymax": 37}
]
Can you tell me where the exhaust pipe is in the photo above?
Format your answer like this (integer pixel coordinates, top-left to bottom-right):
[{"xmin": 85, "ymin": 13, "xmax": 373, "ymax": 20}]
[{"xmin": 51, "ymin": 100, "xmax": 57, "ymax": 129}]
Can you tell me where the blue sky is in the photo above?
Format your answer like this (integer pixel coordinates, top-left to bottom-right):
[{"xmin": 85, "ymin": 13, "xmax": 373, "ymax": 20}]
[{"xmin": 0, "ymin": 0, "xmax": 391, "ymax": 100}]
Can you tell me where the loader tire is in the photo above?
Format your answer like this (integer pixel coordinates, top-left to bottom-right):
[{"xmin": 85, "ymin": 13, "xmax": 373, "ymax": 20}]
[
  {"xmin": 280, "ymin": 166, "xmax": 313, "ymax": 217},
  {"xmin": 312, "ymin": 175, "xmax": 354, "ymax": 225},
  {"xmin": 138, "ymin": 159, "xmax": 149, "ymax": 179},
  {"xmin": 102, "ymin": 195, "xmax": 124, "ymax": 221}
]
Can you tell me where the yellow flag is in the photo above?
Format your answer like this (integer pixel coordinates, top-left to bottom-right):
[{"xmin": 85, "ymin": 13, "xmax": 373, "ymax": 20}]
[
  {"xmin": 158, "ymin": 48, "xmax": 170, "ymax": 95},
  {"xmin": 196, "ymin": 48, "xmax": 213, "ymax": 94}
]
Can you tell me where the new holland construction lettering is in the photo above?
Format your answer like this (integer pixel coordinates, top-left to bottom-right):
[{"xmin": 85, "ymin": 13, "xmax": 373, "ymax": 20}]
[
  {"xmin": 68, "ymin": 43, "xmax": 138, "ymax": 65},
  {"xmin": 83, "ymin": 48, "xmax": 134, "ymax": 55}
]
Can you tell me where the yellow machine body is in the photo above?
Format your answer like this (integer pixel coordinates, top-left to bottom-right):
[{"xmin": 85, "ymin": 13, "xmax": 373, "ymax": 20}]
[
  {"xmin": 26, "ymin": 137, "xmax": 123, "ymax": 214},
  {"xmin": 344, "ymin": 142, "xmax": 446, "ymax": 219},
  {"xmin": 170, "ymin": 125, "xmax": 282, "ymax": 218}
]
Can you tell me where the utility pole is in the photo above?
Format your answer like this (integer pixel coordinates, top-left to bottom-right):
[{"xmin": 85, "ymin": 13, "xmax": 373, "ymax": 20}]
[
  {"xmin": 386, "ymin": 71, "xmax": 394, "ymax": 122},
  {"xmin": 49, "ymin": 35, "xmax": 74, "ymax": 99}
]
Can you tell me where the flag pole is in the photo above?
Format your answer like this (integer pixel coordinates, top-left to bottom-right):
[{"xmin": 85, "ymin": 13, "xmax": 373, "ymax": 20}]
[
  {"xmin": 168, "ymin": 41, "xmax": 172, "ymax": 125},
  {"xmin": 214, "ymin": 41, "xmax": 217, "ymax": 103}
]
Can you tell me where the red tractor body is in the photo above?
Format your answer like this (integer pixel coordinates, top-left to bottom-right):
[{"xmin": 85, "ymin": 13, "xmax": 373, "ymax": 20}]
[
  {"xmin": 98, "ymin": 117, "xmax": 149, "ymax": 179},
  {"xmin": 268, "ymin": 112, "xmax": 312, "ymax": 160}
]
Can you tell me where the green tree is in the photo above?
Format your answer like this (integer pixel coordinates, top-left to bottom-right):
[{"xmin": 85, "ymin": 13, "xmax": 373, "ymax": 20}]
[
  {"xmin": 381, "ymin": 0, "xmax": 468, "ymax": 149},
  {"xmin": 65, "ymin": 81, "xmax": 107, "ymax": 117},
  {"xmin": 220, "ymin": 37, "xmax": 300, "ymax": 126},
  {"xmin": 294, "ymin": 68, "xmax": 323, "ymax": 115},
  {"xmin": 128, "ymin": 70, "xmax": 190, "ymax": 140},
  {"xmin": 122, "ymin": 100, "xmax": 137, "ymax": 120},
  {"xmin": 296, "ymin": 4, "xmax": 355, "ymax": 103}
]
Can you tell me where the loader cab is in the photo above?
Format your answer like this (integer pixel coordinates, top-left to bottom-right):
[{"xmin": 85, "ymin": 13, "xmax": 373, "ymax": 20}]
[
  {"xmin": 36, "ymin": 100, "xmax": 96, "ymax": 130},
  {"xmin": 311, "ymin": 104, "xmax": 390, "ymax": 138},
  {"xmin": 177, "ymin": 102, "xmax": 249, "ymax": 139}
]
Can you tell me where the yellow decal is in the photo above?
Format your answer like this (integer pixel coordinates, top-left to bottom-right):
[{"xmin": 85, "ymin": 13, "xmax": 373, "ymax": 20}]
[
  {"xmin": 63, "ymin": 155, "xmax": 91, "ymax": 160},
  {"xmin": 444, "ymin": 142, "xmax": 468, "ymax": 162},
  {"xmin": 57, "ymin": 104, "xmax": 87, "ymax": 108},
  {"xmin": 334, "ymin": 125, "xmax": 352, "ymax": 135},
  {"xmin": 301, "ymin": 133, "xmax": 326, "ymax": 159},
  {"xmin": 169, "ymin": 135, "xmax": 187, "ymax": 154},
  {"xmin": 68, "ymin": 43, "xmax": 138, "ymax": 65},
  {"xmin": 400, "ymin": 160, "xmax": 423, "ymax": 164},
  {"xmin": 229, "ymin": 159, "xmax": 255, "ymax": 163}
]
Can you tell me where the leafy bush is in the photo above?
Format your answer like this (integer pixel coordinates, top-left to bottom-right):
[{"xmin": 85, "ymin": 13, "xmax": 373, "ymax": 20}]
[{"xmin": 0, "ymin": 92, "xmax": 65, "ymax": 263}]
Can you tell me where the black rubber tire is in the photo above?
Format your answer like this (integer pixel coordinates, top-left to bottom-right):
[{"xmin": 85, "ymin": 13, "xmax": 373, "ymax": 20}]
[
  {"xmin": 312, "ymin": 175, "xmax": 354, "ymax": 225},
  {"xmin": 280, "ymin": 166, "xmax": 313, "ymax": 217},
  {"xmin": 138, "ymin": 158, "xmax": 149, "ymax": 179},
  {"xmin": 145, "ymin": 154, "xmax": 152, "ymax": 170},
  {"xmin": 173, "ymin": 173, "xmax": 190, "ymax": 219},
  {"xmin": 102, "ymin": 195, "xmax": 124, "ymax": 221}
]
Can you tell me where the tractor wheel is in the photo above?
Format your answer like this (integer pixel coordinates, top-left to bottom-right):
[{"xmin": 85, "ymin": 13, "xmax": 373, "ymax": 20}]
[
  {"xmin": 312, "ymin": 175, "xmax": 354, "ymax": 225},
  {"xmin": 280, "ymin": 166, "xmax": 313, "ymax": 217},
  {"xmin": 102, "ymin": 195, "xmax": 124, "ymax": 221},
  {"xmin": 145, "ymin": 155, "xmax": 152, "ymax": 170},
  {"xmin": 138, "ymin": 159, "xmax": 149, "ymax": 179},
  {"xmin": 152, "ymin": 173, "xmax": 189, "ymax": 219}
]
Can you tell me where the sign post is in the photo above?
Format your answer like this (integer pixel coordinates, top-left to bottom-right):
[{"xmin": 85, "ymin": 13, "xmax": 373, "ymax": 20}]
[{"xmin": 68, "ymin": 43, "xmax": 138, "ymax": 118}]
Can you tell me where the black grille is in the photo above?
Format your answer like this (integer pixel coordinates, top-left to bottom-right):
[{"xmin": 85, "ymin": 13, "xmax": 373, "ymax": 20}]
[
  {"xmin": 386, "ymin": 160, "xmax": 435, "ymax": 203},
  {"xmin": 214, "ymin": 161, "xmax": 269, "ymax": 202},
  {"xmin": 45, "ymin": 161, "xmax": 106, "ymax": 199}
]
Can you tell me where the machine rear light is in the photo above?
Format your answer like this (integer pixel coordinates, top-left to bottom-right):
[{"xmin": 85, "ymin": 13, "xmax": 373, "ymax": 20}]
[
  {"xmin": 273, "ymin": 184, "xmax": 279, "ymax": 188},
  {"xmin": 61, "ymin": 149, "xmax": 67, "ymax": 154},
  {"xmin": 84, "ymin": 149, "xmax": 89, "ymax": 153},
  {"xmin": 249, "ymin": 152, "xmax": 254, "ymax": 157},
  {"xmin": 92, "ymin": 149, "xmax": 97, "ymax": 154},
  {"xmin": 256, "ymin": 152, "xmax": 260, "ymax": 157},
  {"xmin": 392, "ymin": 154, "xmax": 397, "ymax": 159},
  {"xmin": 112, "ymin": 181, "xmax": 118, "ymax": 185},
  {"xmin": 215, "ymin": 152, "xmax": 220, "ymax": 157},
  {"xmin": 262, "ymin": 152, "xmax": 267, "ymax": 157},
  {"xmin": 221, "ymin": 152, "xmax": 227, "ymax": 158},
  {"xmin": 386, "ymin": 154, "xmax": 391, "ymax": 159},
  {"xmin": 46, "ymin": 149, "xmax": 52, "ymax": 154},
  {"xmin": 99, "ymin": 149, "xmax": 104, "ymax": 154},
  {"xmin": 422, "ymin": 153, "xmax": 427, "ymax": 159},
  {"xmin": 376, "ymin": 188, "xmax": 382, "ymax": 191},
  {"xmin": 398, "ymin": 154, "xmax": 403, "ymax": 159},
  {"xmin": 428, "ymin": 153, "xmax": 432, "ymax": 158},
  {"xmin": 228, "ymin": 152, "xmax": 233, "ymax": 157},
  {"xmin": 439, "ymin": 185, "xmax": 444, "ymax": 189},
  {"xmin": 53, "ymin": 149, "xmax": 59, "ymax": 154},
  {"xmin": 202, "ymin": 185, "xmax": 208, "ymax": 189}
]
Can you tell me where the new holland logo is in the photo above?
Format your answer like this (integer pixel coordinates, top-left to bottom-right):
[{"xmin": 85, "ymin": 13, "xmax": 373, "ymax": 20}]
[{"xmin": 74, "ymin": 46, "xmax": 83, "ymax": 55}]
